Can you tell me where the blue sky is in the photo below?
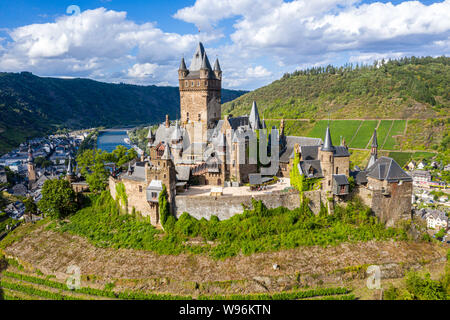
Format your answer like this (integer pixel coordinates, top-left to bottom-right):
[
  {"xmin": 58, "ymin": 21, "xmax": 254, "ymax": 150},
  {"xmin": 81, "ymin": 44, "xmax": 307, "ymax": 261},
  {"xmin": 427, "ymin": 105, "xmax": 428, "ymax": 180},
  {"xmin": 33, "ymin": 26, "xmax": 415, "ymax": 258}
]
[{"xmin": 0, "ymin": 0, "xmax": 448, "ymax": 90}]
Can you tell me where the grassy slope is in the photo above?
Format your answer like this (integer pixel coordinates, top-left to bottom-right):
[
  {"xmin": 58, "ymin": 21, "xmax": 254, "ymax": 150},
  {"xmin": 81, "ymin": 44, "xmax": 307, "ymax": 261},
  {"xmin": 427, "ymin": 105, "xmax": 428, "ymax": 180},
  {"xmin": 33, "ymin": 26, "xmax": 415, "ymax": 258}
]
[
  {"xmin": 223, "ymin": 56, "xmax": 449, "ymax": 120},
  {"xmin": 0, "ymin": 72, "xmax": 247, "ymax": 154}
]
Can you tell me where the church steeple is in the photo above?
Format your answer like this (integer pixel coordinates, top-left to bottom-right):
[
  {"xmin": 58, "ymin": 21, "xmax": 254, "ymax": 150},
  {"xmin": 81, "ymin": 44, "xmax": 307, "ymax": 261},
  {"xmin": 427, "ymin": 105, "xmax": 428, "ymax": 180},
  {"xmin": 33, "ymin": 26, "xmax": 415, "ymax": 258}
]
[{"xmin": 367, "ymin": 129, "xmax": 378, "ymax": 169}]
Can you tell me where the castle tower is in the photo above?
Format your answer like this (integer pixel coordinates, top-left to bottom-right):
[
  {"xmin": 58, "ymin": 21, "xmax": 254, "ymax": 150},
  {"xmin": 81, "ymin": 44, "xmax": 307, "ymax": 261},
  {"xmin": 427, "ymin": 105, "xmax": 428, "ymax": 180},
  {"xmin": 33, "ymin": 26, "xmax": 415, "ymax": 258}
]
[
  {"xmin": 367, "ymin": 129, "xmax": 378, "ymax": 169},
  {"xmin": 27, "ymin": 145, "xmax": 36, "ymax": 189},
  {"xmin": 178, "ymin": 42, "xmax": 222, "ymax": 143},
  {"xmin": 319, "ymin": 126, "xmax": 334, "ymax": 192},
  {"xmin": 171, "ymin": 121, "xmax": 184, "ymax": 163}
]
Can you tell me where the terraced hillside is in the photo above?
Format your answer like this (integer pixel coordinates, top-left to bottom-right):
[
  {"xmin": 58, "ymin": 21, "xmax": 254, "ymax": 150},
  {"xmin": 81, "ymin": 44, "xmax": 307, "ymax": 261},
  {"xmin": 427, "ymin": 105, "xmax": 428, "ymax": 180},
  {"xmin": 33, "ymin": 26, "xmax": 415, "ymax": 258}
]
[
  {"xmin": 0, "ymin": 215, "xmax": 448, "ymax": 300},
  {"xmin": 224, "ymin": 56, "xmax": 449, "ymax": 120}
]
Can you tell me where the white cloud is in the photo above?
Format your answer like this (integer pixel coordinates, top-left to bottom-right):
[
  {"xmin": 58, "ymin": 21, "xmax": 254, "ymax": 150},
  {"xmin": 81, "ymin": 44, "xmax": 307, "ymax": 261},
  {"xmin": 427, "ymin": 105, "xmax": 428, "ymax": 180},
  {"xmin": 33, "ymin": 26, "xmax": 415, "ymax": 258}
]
[
  {"xmin": 127, "ymin": 63, "xmax": 158, "ymax": 78},
  {"xmin": 0, "ymin": 2, "xmax": 449, "ymax": 90},
  {"xmin": 0, "ymin": 8, "xmax": 204, "ymax": 83},
  {"xmin": 246, "ymin": 66, "xmax": 272, "ymax": 78},
  {"xmin": 176, "ymin": 0, "xmax": 450, "ymax": 68}
]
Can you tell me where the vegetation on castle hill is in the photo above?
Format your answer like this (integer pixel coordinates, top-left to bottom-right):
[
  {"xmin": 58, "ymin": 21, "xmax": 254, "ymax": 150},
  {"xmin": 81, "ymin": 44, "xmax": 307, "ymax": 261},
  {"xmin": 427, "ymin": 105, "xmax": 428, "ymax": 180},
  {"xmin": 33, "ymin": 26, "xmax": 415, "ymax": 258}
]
[
  {"xmin": 76, "ymin": 145, "xmax": 138, "ymax": 193},
  {"xmin": 38, "ymin": 179, "xmax": 78, "ymax": 220},
  {"xmin": 384, "ymin": 252, "xmax": 450, "ymax": 300},
  {"xmin": 48, "ymin": 190, "xmax": 410, "ymax": 260}
]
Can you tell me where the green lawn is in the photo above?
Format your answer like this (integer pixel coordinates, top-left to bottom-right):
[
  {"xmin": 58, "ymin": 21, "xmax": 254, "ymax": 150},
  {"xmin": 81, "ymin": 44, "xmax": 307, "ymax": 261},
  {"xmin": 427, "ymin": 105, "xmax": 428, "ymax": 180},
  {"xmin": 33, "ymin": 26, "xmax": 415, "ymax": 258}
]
[{"xmin": 349, "ymin": 120, "xmax": 378, "ymax": 149}]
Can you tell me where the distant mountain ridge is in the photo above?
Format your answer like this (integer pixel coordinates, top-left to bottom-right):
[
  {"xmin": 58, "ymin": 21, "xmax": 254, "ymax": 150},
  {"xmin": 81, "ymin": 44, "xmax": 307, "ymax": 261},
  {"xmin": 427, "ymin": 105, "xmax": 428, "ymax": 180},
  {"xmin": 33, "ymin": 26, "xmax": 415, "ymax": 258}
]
[
  {"xmin": 223, "ymin": 56, "xmax": 449, "ymax": 120},
  {"xmin": 0, "ymin": 72, "xmax": 247, "ymax": 154}
]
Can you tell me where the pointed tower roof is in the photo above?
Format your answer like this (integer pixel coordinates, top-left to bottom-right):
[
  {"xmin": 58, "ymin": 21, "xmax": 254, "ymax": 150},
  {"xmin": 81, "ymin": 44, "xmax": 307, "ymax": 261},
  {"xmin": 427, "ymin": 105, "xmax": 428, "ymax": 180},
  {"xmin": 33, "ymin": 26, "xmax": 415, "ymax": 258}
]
[
  {"xmin": 179, "ymin": 57, "xmax": 187, "ymax": 71},
  {"xmin": 321, "ymin": 126, "xmax": 334, "ymax": 152},
  {"xmin": 262, "ymin": 118, "xmax": 267, "ymax": 129},
  {"xmin": 249, "ymin": 101, "xmax": 262, "ymax": 130},
  {"xmin": 147, "ymin": 128, "xmax": 155, "ymax": 139},
  {"xmin": 67, "ymin": 157, "xmax": 74, "ymax": 176},
  {"xmin": 217, "ymin": 133, "xmax": 227, "ymax": 148},
  {"xmin": 201, "ymin": 52, "xmax": 211, "ymax": 70},
  {"xmin": 190, "ymin": 42, "xmax": 212, "ymax": 71},
  {"xmin": 371, "ymin": 129, "xmax": 378, "ymax": 148},
  {"xmin": 161, "ymin": 143, "xmax": 173, "ymax": 160},
  {"xmin": 27, "ymin": 144, "xmax": 34, "ymax": 163},
  {"xmin": 171, "ymin": 121, "xmax": 183, "ymax": 141},
  {"xmin": 214, "ymin": 58, "xmax": 221, "ymax": 71}
]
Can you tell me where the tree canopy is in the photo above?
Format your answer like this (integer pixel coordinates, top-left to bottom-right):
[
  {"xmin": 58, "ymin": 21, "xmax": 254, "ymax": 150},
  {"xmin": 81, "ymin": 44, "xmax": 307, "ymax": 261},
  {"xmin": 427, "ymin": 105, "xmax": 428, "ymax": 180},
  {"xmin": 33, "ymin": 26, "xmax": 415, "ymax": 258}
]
[{"xmin": 38, "ymin": 179, "xmax": 77, "ymax": 220}]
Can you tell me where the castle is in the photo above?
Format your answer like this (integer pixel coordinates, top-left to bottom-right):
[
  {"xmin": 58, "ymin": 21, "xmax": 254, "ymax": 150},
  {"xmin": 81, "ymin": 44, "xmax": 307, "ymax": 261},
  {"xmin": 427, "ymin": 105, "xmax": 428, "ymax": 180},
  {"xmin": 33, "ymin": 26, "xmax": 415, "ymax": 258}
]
[{"xmin": 109, "ymin": 42, "xmax": 412, "ymax": 228}]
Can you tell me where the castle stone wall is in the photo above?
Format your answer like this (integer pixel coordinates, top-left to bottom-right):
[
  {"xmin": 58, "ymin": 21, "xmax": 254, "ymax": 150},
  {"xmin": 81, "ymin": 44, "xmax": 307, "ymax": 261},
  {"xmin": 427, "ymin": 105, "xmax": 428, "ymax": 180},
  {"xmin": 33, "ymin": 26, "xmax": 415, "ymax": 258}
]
[{"xmin": 174, "ymin": 190, "xmax": 323, "ymax": 220}]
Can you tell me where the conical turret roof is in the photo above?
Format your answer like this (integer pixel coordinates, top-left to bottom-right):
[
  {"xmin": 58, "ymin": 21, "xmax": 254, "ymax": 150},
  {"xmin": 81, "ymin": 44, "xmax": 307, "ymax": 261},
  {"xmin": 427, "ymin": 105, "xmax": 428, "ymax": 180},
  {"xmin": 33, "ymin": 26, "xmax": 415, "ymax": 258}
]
[
  {"xmin": 161, "ymin": 143, "xmax": 173, "ymax": 160},
  {"xmin": 179, "ymin": 57, "xmax": 187, "ymax": 71},
  {"xmin": 214, "ymin": 58, "xmax": 221, "ymax": 71},
  {"xmin": 321, "ymin": 126, "xmax": 334, "ymax": 152},
  {"xmin": 249, "ymin": 101, "xmax": 262, "ymax": 130}
]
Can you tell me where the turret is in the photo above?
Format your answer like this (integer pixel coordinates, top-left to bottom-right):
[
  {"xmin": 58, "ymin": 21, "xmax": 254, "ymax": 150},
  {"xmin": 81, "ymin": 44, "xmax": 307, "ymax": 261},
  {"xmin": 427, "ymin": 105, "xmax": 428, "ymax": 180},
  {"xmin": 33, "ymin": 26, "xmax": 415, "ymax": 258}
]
[
  {"xmin": 200, "ymin": 53, "xmax": 211, "ymax": 79},
  {"xmin": 178, "ymin": 57, "xmax": 188, "ymax": 78},
  {"xmin": 249, "ymin": 101, "xmax": 262, "ymax": 131},
  {"xmin": 319, "ymin": 126, "xmax": 334, "ymax": 192},
  {"xmin": 213, "ymin": 58, "xmax": 222, "ymax": 80}
]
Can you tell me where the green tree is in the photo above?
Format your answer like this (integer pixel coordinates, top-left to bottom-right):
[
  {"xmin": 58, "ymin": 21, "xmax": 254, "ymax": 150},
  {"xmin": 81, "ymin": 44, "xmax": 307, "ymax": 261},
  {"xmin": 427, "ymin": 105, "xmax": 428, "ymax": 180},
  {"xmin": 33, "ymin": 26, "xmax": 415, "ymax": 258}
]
[
  {"xmin": 76, "ymin": 149, "xmax": 109, "ymax": 193},
  {"xmin": 24, "ymin": 197, "xmax": 38, "ymax": 215},
  {"xmin": 38, "ymin": 179, "xmax": 77, "ymax": 220},
  {"xmin": 158, "ymin": 185, "xmax": 171, "ymax": 229}
]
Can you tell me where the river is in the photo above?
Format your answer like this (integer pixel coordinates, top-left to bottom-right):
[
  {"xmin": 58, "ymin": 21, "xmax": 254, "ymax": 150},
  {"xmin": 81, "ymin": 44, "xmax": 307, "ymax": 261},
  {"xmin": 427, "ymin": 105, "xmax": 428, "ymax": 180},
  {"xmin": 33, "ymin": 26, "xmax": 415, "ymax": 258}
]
[{"xmin": 97, "ymin": 130, "xmax": 131, "ymax": 153}]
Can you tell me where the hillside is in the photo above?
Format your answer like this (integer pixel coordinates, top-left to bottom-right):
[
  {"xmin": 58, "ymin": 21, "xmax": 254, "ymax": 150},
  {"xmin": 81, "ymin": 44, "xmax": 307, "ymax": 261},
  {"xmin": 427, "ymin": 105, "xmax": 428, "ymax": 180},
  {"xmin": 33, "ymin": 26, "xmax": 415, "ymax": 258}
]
[
  {"xmin": 0, "ymin": 72, "xmax": 247, "ymax": 154},
  {"xmin": 223, "ymin": 56, "xmax": 449, "ymax": 120}
]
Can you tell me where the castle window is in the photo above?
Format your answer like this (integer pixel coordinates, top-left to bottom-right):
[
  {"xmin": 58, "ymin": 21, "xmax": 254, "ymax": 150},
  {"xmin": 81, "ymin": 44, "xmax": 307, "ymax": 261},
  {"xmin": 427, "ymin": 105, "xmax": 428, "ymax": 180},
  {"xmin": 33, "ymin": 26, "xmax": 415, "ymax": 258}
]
[
  {"xmin": 198, "ymin": 113, "xmax": 201, "ymax": 121},
  {"xmin": 336, "ymin": 167, "xmax": 339, "ymax": 174},
  {"xmin": 187, "ymin": 112, "xmax": 189, "ymax": 121},
  {"xmin": 151, "ymin": 192, "xmax": 157, "ymax": 199},
  {"xmin": 328, "ymin": 180, "xmax": 331, "ymax": 186},
  {"xmin": 329, "ymin": 156, "xmax": 332, "ymax": 162},
  {"xmin": 164, "ymin": 174, "xmax": 166, "ymax": 179},
  {"xmin": 191, "ymin": 81, "xmax": 194, "ymax": 87},
  {"xmin": 185, "ymin": 81, "xmax": 188, "ymax": 86},
  {"xmin": 139, "ymin": 186, "xmax": 142, "ymax": 193},
  {"xmin": 197, "ymin": 81, "xmax": 200, "ymax": 86}
]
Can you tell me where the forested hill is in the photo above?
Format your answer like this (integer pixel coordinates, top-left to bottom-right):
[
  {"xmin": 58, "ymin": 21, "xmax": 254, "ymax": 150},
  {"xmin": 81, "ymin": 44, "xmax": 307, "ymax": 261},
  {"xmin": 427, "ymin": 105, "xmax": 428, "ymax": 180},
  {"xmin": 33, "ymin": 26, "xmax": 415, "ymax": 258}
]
[
  {"xmin": 223, "ymin": 56, "xmax": 449, "ymax": 120},
  {"xmin": 0, "ymin": 72, "xmax": 247, "ymax": 153}
]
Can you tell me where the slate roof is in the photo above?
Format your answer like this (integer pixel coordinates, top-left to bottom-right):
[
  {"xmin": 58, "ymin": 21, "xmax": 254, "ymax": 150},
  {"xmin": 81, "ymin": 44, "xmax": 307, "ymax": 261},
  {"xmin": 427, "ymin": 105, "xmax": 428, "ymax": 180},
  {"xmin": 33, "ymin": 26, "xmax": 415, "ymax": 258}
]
[
  {"xmin": 176, "ymin": 166, "xmax": 191, "ymax": 181},
  {"xmin": 214, "ymin": 58, "xmax": 221, "ymax": 71},
  {"xmin": 321, "ymin": 126, "xmax": 333, "ymax": 152},
  {"xmin": 279, "ymin": 137, "xmax": 322, "ymax": 163},
  {"xmin": 350, "ymin": 170, "xmax": 368, "ymax": 185},
  {"xmin": 298, "ymin": 160, "xmax": 323, "ymax": 178},
  {"xmin": 333, "ymin": 174, "xmax": 349, "ymax": 186},
  {"xmin": 249, "ymin": 101, "xmax": 262, "ymax": 130},
  {"xmin": 189, "ymin": 42, "xmax": 208, "ymax": 71},
  {"xmin": 366, "ymin": 157, "xmax": 412, "ymax": 182}
]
